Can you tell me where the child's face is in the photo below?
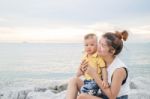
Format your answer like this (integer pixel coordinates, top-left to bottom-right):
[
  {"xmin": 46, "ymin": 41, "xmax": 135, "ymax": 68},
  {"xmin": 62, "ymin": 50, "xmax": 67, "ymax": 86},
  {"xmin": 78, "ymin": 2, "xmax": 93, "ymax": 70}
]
[{"xmin": 84, "ymin": 38, "xmax": 97, "ymax": 55}]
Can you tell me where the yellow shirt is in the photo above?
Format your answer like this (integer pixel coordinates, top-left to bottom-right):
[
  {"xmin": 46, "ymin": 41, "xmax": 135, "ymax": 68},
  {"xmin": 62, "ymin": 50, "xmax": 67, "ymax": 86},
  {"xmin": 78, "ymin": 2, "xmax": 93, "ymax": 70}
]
[{"xmin": 82, "ymin": 52, "xmax": 105, "ymax": 80}]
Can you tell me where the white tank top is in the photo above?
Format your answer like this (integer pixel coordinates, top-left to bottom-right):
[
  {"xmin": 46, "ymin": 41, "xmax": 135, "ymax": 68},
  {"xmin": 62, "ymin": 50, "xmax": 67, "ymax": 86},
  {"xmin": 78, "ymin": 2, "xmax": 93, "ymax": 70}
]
[{"xmin": 107, "ymin": 56, "xmax": 130, "ymax": 97}]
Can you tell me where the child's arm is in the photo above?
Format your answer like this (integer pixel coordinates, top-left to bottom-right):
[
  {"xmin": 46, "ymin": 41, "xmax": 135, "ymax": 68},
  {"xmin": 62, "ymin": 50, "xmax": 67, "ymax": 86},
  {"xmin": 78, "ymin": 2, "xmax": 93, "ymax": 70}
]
[
  {"xmin": 76, "ymin": 59, "xmax": 88, "ymax": 77},
  {"xmin": 102, "ymin": 67, "xmax": 109, "ymax": 88}
]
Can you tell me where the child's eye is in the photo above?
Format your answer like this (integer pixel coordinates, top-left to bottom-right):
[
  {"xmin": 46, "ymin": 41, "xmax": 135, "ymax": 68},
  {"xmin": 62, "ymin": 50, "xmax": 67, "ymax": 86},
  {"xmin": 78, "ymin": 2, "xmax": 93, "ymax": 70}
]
[
  {"xmin": 85, "ymin": 44, "xmax": 88, "ymax": 46},
  {"xmin": 90, "ymin": 44, "xmax": 94, "ymax": 46}
]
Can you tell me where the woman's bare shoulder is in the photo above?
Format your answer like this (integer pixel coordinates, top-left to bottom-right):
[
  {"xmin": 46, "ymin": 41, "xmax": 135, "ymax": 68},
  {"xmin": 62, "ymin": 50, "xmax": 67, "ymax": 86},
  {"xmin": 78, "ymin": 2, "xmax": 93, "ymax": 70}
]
[{"xmin": 112, "ymin": 67, "xmax": 126, "ymax": 82}]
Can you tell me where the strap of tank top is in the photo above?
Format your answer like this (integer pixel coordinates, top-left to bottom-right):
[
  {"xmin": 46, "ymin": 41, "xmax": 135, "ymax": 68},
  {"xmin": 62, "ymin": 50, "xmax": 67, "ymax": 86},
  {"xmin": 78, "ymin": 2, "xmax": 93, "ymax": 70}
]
[
  {"xmin": 122, "ymin": 67, "xmax": 128, "ymax": 85},
  {"xmin": 111, "ymin": 67, "xmax": 128, "ymax": 85}
]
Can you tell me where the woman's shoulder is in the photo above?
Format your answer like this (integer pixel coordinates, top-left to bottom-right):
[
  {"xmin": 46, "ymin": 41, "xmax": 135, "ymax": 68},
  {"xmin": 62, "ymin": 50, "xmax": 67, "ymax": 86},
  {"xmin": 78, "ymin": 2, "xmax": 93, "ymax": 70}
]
[
  {"xmin": 107, "ymin": 56, "xmax": 128, "ymax": 74},
  {"xmin": 113, "ymin": 56, "xmax": 127, "ymax": 68}
]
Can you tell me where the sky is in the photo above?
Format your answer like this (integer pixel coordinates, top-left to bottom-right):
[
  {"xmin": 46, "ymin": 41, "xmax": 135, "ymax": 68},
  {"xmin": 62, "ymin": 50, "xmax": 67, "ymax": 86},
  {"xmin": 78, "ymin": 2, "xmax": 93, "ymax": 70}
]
[{"xmin": 0, "ymin": 0, "xmax": 150, "ymax": 43}]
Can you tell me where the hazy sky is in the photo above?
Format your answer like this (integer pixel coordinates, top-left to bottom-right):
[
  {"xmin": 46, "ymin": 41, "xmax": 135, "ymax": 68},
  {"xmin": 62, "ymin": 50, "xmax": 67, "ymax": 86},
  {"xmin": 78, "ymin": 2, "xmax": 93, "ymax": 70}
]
[{"xmin": 0, "ymin": 0, "xmax": 150, "ymax": 43}]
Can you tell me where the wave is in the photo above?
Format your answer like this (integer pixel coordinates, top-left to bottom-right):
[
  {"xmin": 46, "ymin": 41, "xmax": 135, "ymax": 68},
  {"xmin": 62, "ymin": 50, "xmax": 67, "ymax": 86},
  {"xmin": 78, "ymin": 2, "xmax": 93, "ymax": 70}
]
[{"xmin": 129, "ymin": 76, "xmax": 150, "ymax": 99}]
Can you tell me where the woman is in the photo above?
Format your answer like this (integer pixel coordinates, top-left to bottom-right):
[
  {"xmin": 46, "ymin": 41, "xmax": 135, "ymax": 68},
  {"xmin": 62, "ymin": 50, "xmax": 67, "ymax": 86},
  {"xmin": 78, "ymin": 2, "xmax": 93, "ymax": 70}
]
[{"xmin": 66, "ymin": 30, "xmax": 129, "ymax": 99}]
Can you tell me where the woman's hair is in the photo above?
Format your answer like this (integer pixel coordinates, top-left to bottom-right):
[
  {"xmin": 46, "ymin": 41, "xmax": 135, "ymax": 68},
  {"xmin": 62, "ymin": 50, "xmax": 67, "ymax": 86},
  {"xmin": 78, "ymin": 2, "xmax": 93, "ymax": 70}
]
[{"xmin": 102, "ymin": 30, "xmax": 128, "ymax": 55}]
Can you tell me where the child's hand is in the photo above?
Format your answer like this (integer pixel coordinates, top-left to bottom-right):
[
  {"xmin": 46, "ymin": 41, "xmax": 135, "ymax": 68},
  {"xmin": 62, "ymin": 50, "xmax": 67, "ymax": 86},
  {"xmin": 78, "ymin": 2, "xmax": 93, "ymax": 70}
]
[
  {"xmin": 102, "ymin": 81, "xmax": 109, "ymax": 89},
  {"xmin": 80, "ymin": 60, "xmax": 88, "ymax": 72}
]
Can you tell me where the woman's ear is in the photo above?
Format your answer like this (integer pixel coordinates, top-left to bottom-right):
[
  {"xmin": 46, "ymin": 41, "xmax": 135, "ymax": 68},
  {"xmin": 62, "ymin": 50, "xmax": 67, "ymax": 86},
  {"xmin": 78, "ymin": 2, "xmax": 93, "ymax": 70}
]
[{"xmin": 109, "ymin": 49, "xmax": 115, "ymax": 55}]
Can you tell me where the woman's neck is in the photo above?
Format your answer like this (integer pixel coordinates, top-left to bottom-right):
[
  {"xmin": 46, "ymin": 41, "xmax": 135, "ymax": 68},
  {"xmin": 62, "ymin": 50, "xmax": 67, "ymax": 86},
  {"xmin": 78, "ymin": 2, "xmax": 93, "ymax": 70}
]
[{"xmin": 103, "ymin": 55, "xmax": 115, "ymax": 67}]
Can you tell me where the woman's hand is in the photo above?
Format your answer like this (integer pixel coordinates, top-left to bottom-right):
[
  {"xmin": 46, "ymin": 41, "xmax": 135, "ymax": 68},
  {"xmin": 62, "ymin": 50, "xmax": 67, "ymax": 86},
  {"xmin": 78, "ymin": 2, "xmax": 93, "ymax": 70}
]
[
  {"xmin": 86, "ymin": 66, "xmax": 98, "ymax": 79},
  {"xmin": 102, "ymin": 81, "xmax": 109, "ymax": 89}
]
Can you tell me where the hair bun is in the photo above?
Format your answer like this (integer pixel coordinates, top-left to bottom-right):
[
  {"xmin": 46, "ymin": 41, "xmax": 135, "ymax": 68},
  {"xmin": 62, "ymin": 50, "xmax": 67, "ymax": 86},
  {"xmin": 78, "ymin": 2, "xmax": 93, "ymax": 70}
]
[
  {"xmin": 115, "ymin": 30, "xmax": 128, "ymax": 41},
  {"xmin": 121, "ymin": 30, "xmax": 128, "ymax": 41}
]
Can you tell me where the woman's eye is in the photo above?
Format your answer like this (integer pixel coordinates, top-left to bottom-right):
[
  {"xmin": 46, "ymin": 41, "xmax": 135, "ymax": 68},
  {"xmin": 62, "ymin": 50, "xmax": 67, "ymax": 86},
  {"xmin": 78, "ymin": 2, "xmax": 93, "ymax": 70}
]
[
  {"xmin": 102, "ymin": 44, "xmax": 107, "ymax": 48},
  {"xmin": 100, "ymin": 43, "xmax": 105, "ymax": 48},
  {"xmin": 102, "ymin": 44, "xmax": 106, "ymax": 47}
]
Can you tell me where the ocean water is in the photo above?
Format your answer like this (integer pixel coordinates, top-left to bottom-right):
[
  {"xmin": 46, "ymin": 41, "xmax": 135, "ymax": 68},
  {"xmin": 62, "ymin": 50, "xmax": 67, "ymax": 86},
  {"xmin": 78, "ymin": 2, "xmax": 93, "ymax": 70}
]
[
  {"xmin": 0, "ymin": 42, "xmax": 150, "ymax": 99},
  {"xmin": 0, "ymin": 43, "xmax": 82, "ymax": 81},
  {"xmin": 0, "ymin": 42, "xmax": 149, "ymax": 80}
]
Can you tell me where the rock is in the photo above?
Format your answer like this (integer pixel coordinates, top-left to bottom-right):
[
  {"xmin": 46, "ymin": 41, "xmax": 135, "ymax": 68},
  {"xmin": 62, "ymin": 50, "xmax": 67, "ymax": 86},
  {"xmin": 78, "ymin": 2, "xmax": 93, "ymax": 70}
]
[
  {"xmin": 129, "ymin": 81, "xmax": 137, "ymax": 89},
  {"xmin": 34, "ymin": 87, "xmax": 48, "ymax": 92}
]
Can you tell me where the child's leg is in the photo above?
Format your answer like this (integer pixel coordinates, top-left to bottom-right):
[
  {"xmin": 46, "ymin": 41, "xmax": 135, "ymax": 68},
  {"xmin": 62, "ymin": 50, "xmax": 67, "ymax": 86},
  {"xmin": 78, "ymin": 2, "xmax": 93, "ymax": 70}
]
[
  {"xmin": 80, "ymin": 80, "xmax": 99, "ymax": 96},
  {"xmin": 80, "ymin": 80, "xmax": 91, "ymax": 93},
  {"xmin": 87, "ymin": 80, "xmax": 99, "ymax": 95}
]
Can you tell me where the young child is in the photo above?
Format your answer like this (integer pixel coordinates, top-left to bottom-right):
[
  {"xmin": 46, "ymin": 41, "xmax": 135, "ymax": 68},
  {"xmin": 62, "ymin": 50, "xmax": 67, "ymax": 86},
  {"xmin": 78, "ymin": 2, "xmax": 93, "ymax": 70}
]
[{"xmin": 77, "ymin": 33, "xmax": 108, "ymax": 96}]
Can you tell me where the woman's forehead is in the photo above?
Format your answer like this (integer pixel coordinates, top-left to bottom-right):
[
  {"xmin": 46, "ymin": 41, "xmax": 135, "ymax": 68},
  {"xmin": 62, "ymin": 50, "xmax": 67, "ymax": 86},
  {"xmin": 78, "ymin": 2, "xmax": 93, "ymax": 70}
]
[{"xmin": 99, "ymin": 37, "xmax": 107, "ymax": 43}]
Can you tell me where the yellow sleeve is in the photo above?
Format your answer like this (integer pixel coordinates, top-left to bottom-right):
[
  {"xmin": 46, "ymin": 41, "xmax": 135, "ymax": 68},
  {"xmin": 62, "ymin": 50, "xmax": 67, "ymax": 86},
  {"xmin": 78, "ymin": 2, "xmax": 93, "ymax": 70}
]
[
  {"xmin": 97, "ymin": 58, "xmax": 106, "ymax": 68},
  {"xmin": 81, "ymin": 55, "xmax": 86, "ymax": 61}
]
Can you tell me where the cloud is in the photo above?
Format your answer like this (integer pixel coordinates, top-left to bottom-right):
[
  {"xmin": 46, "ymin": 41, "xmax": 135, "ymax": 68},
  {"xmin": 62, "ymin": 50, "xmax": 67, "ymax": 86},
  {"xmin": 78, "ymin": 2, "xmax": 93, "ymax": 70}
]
[
  {"xmin": 129, "ymin": 25, "xmax": 150, "ymax": 34},
  {"xmin": 0, "ymin": 0, "xmax": 150, "ymax": 43},
  {"xmin": 0, "ymin": 26, "xmax": 88, "ymax": 43},
  {"xmin": 0, "ymin": 0, "xmax": 150, "ymax": 26},
  {"xmin": 0, "ymin": 17, "xmax": 8, "ymax": 22},
  {"xmin": 0, "ymin": 27, "xmax": 15, "ymax": 34},
  {"xmin": 0, "ymin": 22, "xmax": 149, "ymax": 43}
]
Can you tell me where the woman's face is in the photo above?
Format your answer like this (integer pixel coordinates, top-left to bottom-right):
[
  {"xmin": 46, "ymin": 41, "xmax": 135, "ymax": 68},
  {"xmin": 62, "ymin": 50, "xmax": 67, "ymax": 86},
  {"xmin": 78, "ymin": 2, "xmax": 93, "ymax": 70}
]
[{"xmin": 98, "ymin": 37, "xmax": 111, "ymax": 57}]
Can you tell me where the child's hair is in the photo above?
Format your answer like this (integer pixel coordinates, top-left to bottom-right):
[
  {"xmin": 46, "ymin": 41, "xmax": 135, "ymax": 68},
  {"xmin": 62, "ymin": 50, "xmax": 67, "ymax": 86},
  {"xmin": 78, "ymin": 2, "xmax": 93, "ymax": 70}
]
[
  {"xmin": 102, "ymin": 30, "xmax": 128, "ymax": 55},
  {"xmin": 84, "ymin": 33, "xmax": 97, "ymax": 40}
]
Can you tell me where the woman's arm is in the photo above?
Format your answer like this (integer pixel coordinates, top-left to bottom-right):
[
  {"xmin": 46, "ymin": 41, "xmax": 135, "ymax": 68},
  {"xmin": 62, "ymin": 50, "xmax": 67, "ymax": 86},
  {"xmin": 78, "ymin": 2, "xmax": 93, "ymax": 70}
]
[
  {"xmin": 101, "ymin": 67, "xmax": 109, "ymax": 88},
  {"xmin": 87, "ymin": 66, "xmax": 126, "ymax": 99},
  {"xmin": 76, "ymin": 66, "xmax": 84, "ymax": 77},
  {"xmin": 102, "ymin": 68, "xmax": 108, "ymax": 82}
]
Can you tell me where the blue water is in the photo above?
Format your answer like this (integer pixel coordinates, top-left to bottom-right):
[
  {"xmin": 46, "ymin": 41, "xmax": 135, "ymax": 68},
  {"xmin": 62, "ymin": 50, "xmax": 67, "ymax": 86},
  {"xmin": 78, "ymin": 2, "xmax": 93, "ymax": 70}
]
[
  {"xmin": 0, "ymin": 42, "xmax": 150, "ymax": 81},
  {"xmin": 122, "ymin": 42, "xmax": 150, "ymax": 78}
]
